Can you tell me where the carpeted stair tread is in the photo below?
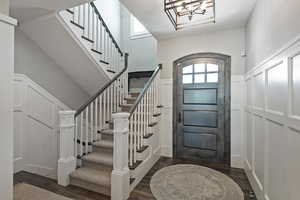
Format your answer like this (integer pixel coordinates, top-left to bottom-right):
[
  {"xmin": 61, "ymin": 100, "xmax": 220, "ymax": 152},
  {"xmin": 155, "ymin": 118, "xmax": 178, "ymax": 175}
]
[
  {"xmin": 98, "ymin": 129, "xmax": 114, "ymax": 135},
  {"xmin": 94, "ymin": 140, "xmax": 113, "ymax": 149},
  {"xmin": 82, "ymin": 151, "xmax": 113, "ymax": 166},
  {"xmin": 70, "ymin": 167, "xmax": 111, "ymax": 186},
  {"xmin": 120, "ymin": 104, "xmax": 133, "ymax": 108}
]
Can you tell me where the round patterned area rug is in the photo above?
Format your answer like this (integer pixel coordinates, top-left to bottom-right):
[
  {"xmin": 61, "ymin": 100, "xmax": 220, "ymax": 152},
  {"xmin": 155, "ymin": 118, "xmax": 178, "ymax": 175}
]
[{"xmin": 150, "ymin": 164, "xmax": 244, "ymax": 200}]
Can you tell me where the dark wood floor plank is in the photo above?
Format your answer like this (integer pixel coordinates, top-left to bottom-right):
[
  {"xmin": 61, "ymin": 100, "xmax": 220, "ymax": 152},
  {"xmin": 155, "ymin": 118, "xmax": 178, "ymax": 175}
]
[{"xmin": 14, "ymin": 157, "xmax": 256, "ymax": 200}]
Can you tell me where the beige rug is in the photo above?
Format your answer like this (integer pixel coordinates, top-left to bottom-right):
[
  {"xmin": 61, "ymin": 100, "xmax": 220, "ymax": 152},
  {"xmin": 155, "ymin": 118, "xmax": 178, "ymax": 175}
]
[
  {"xmin": 14, "ymin": 183, "xmax": 73, "ymax": 200},
  {"xmin": 150, "ymin": 164, "xmax": 244, "ymax": 200}
]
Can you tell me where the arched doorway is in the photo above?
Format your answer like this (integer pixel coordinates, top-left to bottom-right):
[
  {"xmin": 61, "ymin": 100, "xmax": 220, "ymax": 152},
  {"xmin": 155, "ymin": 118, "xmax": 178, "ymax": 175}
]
[{"xmin": 173, "ymin": 53, "xmax": 231, "ymax": 167}]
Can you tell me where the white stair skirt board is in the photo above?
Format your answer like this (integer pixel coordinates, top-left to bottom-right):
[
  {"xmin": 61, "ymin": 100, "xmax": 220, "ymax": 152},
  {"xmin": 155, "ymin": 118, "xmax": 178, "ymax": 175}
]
[
  {"xmin": 19, "ymin": 12, "xmax": 110, "ymax": 96},
  {"xmin": 14, "ymin": 74, "xmax": 70, "ymax": 179},
  {"xmin": 130, "ymin": 147, "xmax": 161, "ymax": 190}
]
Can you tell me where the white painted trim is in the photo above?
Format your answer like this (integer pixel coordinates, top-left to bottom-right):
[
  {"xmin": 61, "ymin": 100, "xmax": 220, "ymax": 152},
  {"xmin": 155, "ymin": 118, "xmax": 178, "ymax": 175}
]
[
  {"xmin": 13, "ymin": 74, "xmax": 70, "ymax": 178},
  {"xmin": 245, "ymin": 33, "xmax": 300, "ymax": 78},
  {"xmin": 0, "ymin": 13, "xmax": 17, "ymax": 26},
  {"xmin": 244, "ymin": 35, "xmax": 300, "ymax": 200}
]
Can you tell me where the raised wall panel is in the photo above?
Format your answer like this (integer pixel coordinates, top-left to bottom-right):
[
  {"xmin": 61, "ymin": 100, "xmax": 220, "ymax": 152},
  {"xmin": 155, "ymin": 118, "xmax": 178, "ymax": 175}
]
[
  {"xmin": 266, "ymin": 62, "xmax": 287, "ymax": 114},
  {"xmin": 28, "ymin": 86, "xmax": 55, "ymax": 129},
  {"xmin": 231, "ymin": 83, "xmax": 241, "ymax": 106},
  {"xmin": 246, "ymin": 79, "xmax": 252, "ymax": 106},
  {"xmin": 13, "ymin": 112, "xmax": 22, "ymax": 161},
  {"xmin": 287, "ymin": 128, "xmax": 300, "ymax": 200},
  {"xmin": 14, "ymin": 80, "xmax": 23, "ymax": 108},
  {"xmin": 254, "ymin": 115, "xmax": 265, "ymax": 188},
  {"xmin": 13, "ymin": 74, "xmax": 69, "ymax": 178},
  {"xmin": 26, "ymin": 117, "xmax": 56, "ymax": 176},
  {"xmin": 246, "ymin": 112, "xmax": 253, "ymax": 168},
  {"xmin": 254, "ymin": 72, "xmax": 264, "ymax": 109},
  {"xmin": 291, "ymin": 55, "xmax": 300, "ymax": 117},
  {"xmin": 231, "ymin": 111, "xmax": 241, "ymax": 155},
  {"xmin": 266, "ymin": 120, "xmax": 286, "ymax": 200}
]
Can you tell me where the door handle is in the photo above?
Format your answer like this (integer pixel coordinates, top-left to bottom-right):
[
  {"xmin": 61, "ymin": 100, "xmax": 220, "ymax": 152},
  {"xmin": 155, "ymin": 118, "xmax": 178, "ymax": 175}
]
[{"xmin": 178, "ymin": 112, "xmax": 182, "ymax": 123}]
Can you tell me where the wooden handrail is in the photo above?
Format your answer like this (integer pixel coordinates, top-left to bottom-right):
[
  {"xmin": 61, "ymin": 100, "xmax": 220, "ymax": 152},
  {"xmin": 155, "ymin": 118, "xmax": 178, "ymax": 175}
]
[
  {"xmin": 75, "ymin": 53, "xmax": 129, "ymax": 117},
  {"xmin": 90, "ymin": 2, "xmax": 123, "ymax": 56},
  {"xmin": 129, "ymin": 64, "xmax": 162, "ymax": 117}
]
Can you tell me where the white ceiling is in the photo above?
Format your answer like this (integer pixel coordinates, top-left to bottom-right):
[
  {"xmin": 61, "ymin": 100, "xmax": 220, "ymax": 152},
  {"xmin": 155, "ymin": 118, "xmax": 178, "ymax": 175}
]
[
  {"xmin": 10, "ymin": 0, "xmax": 91, "ymax": 23},
  {"xmin": 120, "ymin": 0, "xmax": 257, "ymax": 40}
]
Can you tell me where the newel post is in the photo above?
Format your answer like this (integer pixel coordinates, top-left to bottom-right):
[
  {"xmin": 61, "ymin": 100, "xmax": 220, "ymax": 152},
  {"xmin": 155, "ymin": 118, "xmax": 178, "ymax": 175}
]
[
  {"xmin": 111, "ymin": 112, "xmax": 130, "ymax": 200},
  {"xmin": 58, "ymin": 111, "xmax": 76, "ymax": 186}
]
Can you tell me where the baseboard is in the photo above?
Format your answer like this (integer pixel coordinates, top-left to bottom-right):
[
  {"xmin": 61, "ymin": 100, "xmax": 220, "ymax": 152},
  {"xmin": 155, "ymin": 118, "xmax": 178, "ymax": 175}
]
[
  {"xmin": 244, "ymin": 161, "xmax": 265, "ymax": 200},
  {"xmin": 231, "ymin": 155, "xmax": 243, "ymax": 168},
  {"xmin": 160, "ymin": 145, "xmax": 172, "ymax": 157},
  {"xmin": 24, "ymin": 164, "xmax": 57, "ymax": 180},
  {"xmin": 14, "ymin": 157, "xmax": 24, "ymax": 173}
]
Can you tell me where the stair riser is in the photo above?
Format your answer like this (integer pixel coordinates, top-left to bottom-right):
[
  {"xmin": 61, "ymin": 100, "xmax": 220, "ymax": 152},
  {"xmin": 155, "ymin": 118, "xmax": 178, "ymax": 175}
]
[
  {"xmin": 121, "ymin": 106, "xmax": 131, "ymax": 112},
  {"xmin": 137, "ymin": 147, "xmax": 150, "ymax": 161},
  {"xmin": 83, "ymin": 160, "xmax": 112, "ymax": 169},
  {"xmin": 129, "ymin": 93, "xmax": 139, "ymax": 97},
  {"xmin": 92, "ymin": 146, "xmax": 113, "ymax": 154},
  {"xmin": 126, "ymin": 99, "xmax": 136, "ymax": 104},
  {"xmin": 70, "ymin": 178, "xmax": 111, "ymax": 196}
]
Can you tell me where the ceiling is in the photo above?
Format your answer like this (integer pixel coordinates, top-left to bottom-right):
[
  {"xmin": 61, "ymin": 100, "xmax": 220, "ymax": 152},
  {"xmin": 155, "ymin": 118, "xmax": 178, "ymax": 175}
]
[
  {"xmin": 120, "ymin": 0, "xmax": 257, "ymax": 40},
  {"xmin": 10, "ymin": 0, "xmax": 91, "ymax": 23}
]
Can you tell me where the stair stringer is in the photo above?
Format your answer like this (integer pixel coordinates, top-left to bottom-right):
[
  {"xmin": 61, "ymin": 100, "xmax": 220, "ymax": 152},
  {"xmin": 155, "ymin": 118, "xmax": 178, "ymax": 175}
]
[{"xmin": 19, "ymin": 12, "xmax": 111, "ymax": 95}]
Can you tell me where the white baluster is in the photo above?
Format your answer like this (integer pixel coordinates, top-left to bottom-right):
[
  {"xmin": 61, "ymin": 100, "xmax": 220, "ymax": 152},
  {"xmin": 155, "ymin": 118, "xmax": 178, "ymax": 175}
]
[
  {"xmin": 133, "ymin": 112, "xmax": 137, "ymax": 162},
  {"xmin": 91, "ymin": 102, "xmax": 94, "ymax": 151},
  {"xmin": 80, "ymin": 113, "xmax": 83, "ymax": 158},
  {"xmin": 85, "ymin": 108, "xmax": 89, "ymax": 154},
  {"xmin": 95, "ymin": 98, "xmax": 98, "ymax": 141},
  {"xmin": 129, "ymin": 116, "xmax": 133, "ymax": 166}
]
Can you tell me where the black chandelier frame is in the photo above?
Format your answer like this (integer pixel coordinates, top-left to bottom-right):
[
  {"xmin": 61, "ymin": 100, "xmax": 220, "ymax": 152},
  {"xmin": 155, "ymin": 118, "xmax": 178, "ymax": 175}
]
[{"xmin": 164, "ymin": 0, "xmax": 216, "ymax": 30}]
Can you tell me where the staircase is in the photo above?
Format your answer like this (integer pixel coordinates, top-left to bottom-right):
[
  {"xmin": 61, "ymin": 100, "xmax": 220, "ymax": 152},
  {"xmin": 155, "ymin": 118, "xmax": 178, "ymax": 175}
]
[{"xmin": 56, "ymin": 4, "xmax": 163, "ymax": 199}]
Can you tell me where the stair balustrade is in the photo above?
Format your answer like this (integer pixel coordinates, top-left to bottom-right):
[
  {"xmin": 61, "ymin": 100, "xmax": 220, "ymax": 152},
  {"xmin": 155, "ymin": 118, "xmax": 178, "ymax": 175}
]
[
  {"xmin": 68, "ymin": 2, "xmax": 123, "ymax": 74},
  {"xmin": 59, "ymin": 3, "xmax": 163, "ymax": 199}
]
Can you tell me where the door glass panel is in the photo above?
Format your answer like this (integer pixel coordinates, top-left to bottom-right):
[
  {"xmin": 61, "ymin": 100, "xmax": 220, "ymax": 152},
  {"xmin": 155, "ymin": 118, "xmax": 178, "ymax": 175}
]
[
  {"xmin": 183, "ymin": 65, "xmax": 193, "ymax": 74},
  {"xmin": 207, "ymin": 64, "xmax": 219, "ymax": 72},
  {"xmin": 194, "ymin": 64, "xmax": 205, "ymax": 73},
  {"xmin": 207, "ymin": 73, "xmax": 218, "ymax": 82},
  {"xmin": 194, "ymin": 74, "xmax": 205, "ymax": 83},
  {"xmin": 183, "ymin": 75, "xmax": 193, "ymax": 84}
]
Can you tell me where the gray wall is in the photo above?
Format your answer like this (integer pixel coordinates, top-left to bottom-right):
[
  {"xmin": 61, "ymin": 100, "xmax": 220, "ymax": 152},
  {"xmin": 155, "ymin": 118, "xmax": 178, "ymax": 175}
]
[
  {"xmin": 15, "ymin": 29, "xmax": 89, "ymax": 109},
  {"xmin": 0, "ymin": 0, "xmax": 9, "ymax": 15},
  {"xmin": 246, "ymin": 0, "xmax": 300, "ymax": 71},
  {"xmin": 121, "ymin": 5, "xmax": 157, "ymax": 72},
  {"xmin": 94, "ymin": 0, "xmax": 121, "ymax": 44},
  {"xmin": 158, "ymin": 27, "xmax": 245, "ymax": 79}
]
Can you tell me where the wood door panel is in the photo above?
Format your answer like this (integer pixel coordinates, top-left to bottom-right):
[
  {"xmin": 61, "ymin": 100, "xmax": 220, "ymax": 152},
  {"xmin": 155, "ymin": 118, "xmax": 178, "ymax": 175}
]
[
  {"xmin": 183, "ymin": 132, "xmax": 217, "ymax": 150},
  {"xmin": 183, "ymin": 110, "xmax": 218, "ymax": 127},
  {"xmin": 183, "ymin": 88, "xmax": 218, "ymax": 104}
]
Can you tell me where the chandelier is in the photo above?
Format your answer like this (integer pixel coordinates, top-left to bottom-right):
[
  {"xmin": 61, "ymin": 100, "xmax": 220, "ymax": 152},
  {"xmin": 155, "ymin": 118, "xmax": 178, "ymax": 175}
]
[{"xmin": 164, "ymin": 0, "xmax": 215, "ymax": 30}]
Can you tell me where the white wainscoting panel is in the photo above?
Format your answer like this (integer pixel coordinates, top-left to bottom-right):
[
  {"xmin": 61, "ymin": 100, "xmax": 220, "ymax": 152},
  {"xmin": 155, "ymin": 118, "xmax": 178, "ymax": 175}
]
[
  {"xmin": 244, "ymin": 35, "xmax": 300, "ymax": 200},
  {"xmin": 13, "ymin": 74, "xmax": 70, "ymax": 179},
  {"xmin": 159, "ymin": 75, "xmax": 245, "ymax": 168}
]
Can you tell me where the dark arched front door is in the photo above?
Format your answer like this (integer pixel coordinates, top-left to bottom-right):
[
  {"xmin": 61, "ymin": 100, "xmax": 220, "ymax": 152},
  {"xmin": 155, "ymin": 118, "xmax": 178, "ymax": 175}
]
[{"xmin": 173, "ymin": 53, "xmax": 231, "ymax": 166}]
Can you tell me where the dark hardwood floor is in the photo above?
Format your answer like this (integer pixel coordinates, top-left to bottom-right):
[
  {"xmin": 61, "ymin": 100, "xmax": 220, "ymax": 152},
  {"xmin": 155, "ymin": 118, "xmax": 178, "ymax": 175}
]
[{"xmin": 14, "ymin": 157, "xmax": 256, "ymax": 200}]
